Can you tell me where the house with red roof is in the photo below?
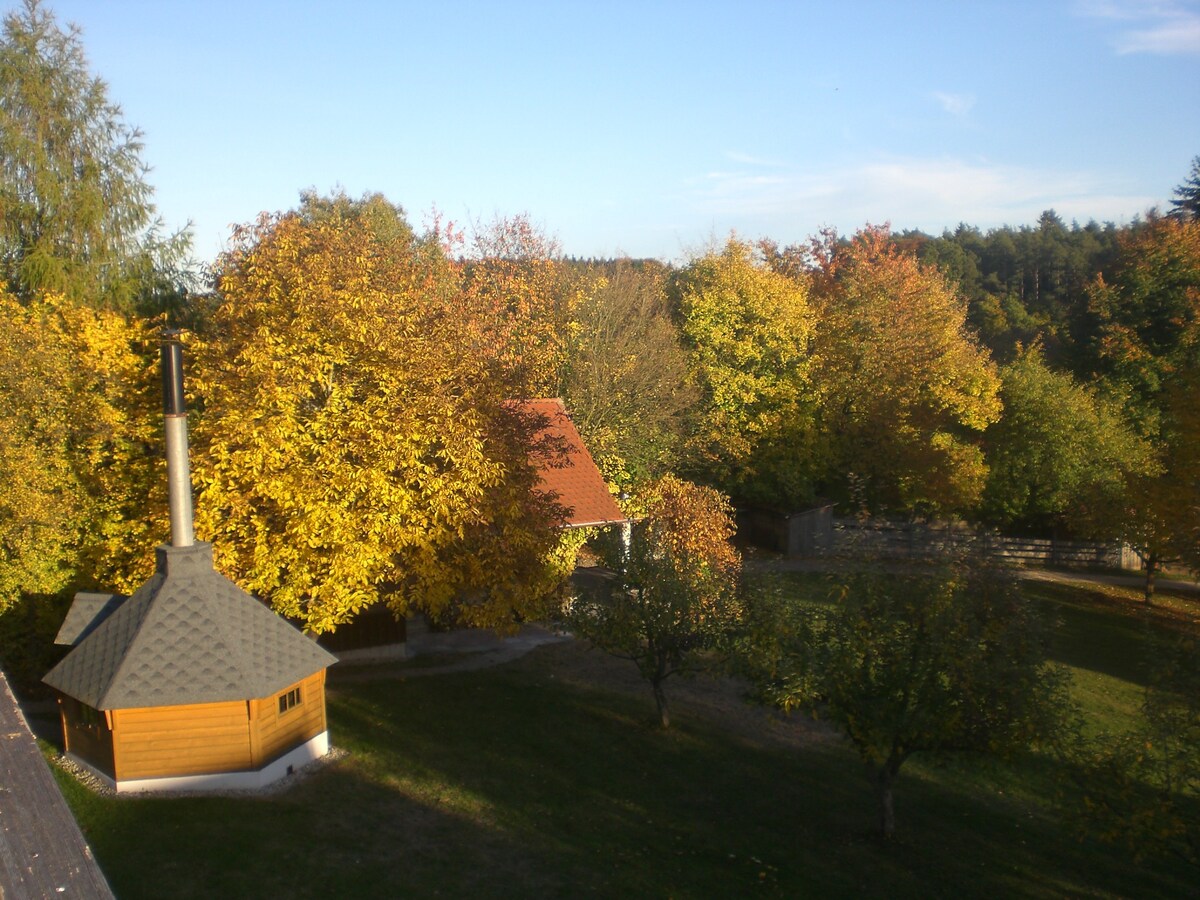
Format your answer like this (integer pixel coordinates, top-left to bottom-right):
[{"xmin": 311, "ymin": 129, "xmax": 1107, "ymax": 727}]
[
  {"xmin": 518, "ymin": 398, "xmax": 626, "ymax": 529},
  {"xmin": 323, "ymin": 398, "xmax": 626, "ymax": 661}
]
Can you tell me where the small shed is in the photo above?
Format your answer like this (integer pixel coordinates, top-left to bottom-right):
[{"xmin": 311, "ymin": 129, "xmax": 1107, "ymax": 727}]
[
  {"xmin": 44, "ymin": 542, "xmax": 336, "ymax": 793},
  {"xmin": 42, "ymin": 339, "xmax": 336, "ymax": 793}
]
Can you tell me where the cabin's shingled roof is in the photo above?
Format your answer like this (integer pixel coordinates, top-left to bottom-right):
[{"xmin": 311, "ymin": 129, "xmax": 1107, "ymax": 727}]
[
  {"xmin": 519, "ymin": 398, "xmax": 627, "ymax": 528},
  {"xmin": 44, "ymin": 542, "xmax": 336, "ymax": 710}
]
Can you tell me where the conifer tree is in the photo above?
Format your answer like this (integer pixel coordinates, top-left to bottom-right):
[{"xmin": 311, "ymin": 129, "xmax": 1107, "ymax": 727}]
[{"xmin": 0, "ymin": 0, "xmax": 188, "ymax": 312}]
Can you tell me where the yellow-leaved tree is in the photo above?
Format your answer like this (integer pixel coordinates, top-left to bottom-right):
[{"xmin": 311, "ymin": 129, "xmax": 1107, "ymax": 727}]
[
  {"xmin": 190, "ymin": 193, "xmax": 566, "ymax": 634},
  {"xmin": 672, "ymin": 238, "xmax": 820, "ymax": 507},
  {"xmin": 0, "ymin": 290, "xmax": 161, "ymax": 686},
  {"xmin": 0, "ymin": 290, "xmax": 162, "ymax": 611}
]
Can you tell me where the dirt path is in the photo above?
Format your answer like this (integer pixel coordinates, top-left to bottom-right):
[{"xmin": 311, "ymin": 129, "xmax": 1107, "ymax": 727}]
[{"xmin": 328, "ymin": 624, "xmax": 571, "ymax": 682}]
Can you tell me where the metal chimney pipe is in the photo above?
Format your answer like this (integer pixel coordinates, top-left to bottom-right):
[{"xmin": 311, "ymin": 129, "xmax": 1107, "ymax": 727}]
[{"xmin": 161, "ymin": 339, "xmax": 195, "ymax": 548}]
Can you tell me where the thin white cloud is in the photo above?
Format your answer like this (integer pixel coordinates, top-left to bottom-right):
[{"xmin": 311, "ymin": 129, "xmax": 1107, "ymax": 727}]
[
  {"xmin": 1076, "ymin": 0, "xmax": 1200, "ymax": 54},
  {"xmin": 933, "ymin": 91, "xmax": 976, "ymax": 116},
  {"xmin": 684, "ymin": 156, "xmax": 1157, "ymax": 235},
  {"xmin": 1117, "ymin": 16, "xmax": 1200, "ymax": 51},
  {"xmin": 724, "ymin": 150, "xmax": 783, "ymax": 167}
]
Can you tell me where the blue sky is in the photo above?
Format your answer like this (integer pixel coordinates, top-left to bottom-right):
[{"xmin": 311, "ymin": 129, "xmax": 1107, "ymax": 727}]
[{"xmin": 39, "ymin": 0, "xmax": 1200, "ymax": 264}]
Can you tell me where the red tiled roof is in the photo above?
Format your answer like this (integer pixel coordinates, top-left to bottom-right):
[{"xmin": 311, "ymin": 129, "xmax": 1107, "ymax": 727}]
[{"xmin": 518, "ymin": 398, "xmax": 627, "ymax": 528}]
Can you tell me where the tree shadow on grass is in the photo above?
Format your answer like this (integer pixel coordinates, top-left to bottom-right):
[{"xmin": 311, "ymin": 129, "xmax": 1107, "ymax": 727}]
[
  {"xmin": 1029, "ymin": 582, "xmax": 1192, "ymax": 686},
  {"xmin": 56, "ymin": 657, "xmax": 1197, "ymax": 899}
]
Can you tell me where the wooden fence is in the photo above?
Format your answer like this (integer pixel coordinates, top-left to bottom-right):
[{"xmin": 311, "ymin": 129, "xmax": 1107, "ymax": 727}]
[
  {"xmin": 829, "ymin": 519, "xmax": 1134, "ymax": 570},
  {"xmin": 740, "ymin": 506, "xmax": 1140, "ymax": 571}
]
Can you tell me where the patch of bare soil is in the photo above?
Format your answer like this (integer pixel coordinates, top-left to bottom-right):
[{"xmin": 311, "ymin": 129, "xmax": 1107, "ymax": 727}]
[{"xmin": 508, "ymin": 637, "xmax": 839, "ymax": 751}]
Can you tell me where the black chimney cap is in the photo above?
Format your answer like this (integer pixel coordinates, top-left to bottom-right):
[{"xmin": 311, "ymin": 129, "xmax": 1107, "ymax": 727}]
[{"xmin": 161, "ymin": 339, "xmax": 186, "ymax": 416}]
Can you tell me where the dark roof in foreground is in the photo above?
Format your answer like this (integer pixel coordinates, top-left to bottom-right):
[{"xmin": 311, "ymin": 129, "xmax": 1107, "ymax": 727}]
[
  {"xmin": 518, "ymin": 398, "xmax": 628, "ymax": 528},
  {"xmin": 0, "ymin": 670, "xmax": 114, "ymax": 899},
  {"xmin": 44, "ymin": 542, "xmax": 336, "ymax": 710}
]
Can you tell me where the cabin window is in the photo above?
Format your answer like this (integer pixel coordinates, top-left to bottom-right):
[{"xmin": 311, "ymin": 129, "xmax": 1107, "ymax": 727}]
[
  {"xmin": 278, "ymin": 686, "xmax": 302, "ymax": 715},
  {"xmin": 77, "ymin": 702, "xmax": 106, "ymax": 732}
]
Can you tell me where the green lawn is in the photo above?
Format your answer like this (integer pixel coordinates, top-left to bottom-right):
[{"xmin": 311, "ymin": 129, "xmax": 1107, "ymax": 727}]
[{"xmin": 51, "ymin": 577, "xmax": 1198, "ymax": 898}]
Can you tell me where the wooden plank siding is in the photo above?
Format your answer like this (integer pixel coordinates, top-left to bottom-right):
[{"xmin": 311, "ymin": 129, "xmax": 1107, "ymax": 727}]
[
  {"xmin": 253, "ymin": 671, "xmax": 326, "ymax": 767},
  {"xmin": 58, "ymin": 695, "xmax": 116, "ymax": 779},
  {"xmin": 109, "ymin": 671, "xmax": 326, "ymax": 781},
  {"xmin": 112, "ymin": 700, "xmax": 253, "ymax": 780}
]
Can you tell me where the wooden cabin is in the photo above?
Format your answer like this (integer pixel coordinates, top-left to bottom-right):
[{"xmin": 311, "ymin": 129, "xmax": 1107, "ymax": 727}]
[{"xmin": 44, "ymin": 542, "xmax": 336, "ymax": 792}]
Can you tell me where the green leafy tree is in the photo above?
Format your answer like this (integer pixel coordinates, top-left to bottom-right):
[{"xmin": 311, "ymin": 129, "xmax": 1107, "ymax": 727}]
[
  {"xmin": 1080, "ymin": 216, "xmax": 1200, "ymax": 599},
  {"xmin": 191, "ymin": 193, "xmax": 564, "ymax": 634},
  {"xmin": 559, "ymin": 260, "xmax": 697, "ymax": 489},
  {"xmin": 1086, "ymin": 215, "xmax": 1200, "ymax": 423},
  {"xmin": 738, "ymin": 553, "xmax": 1069, "ymax": 838},
  {"xmin": 672, "ymin": 238, "xmax": 819, "ymax": 508},
  {"xmin": 983, "ymin": 345, "xmax": 1156, "ymax": 534},
  {"xmin": 810, "ymin": 226, "xmax": 1001, "ymax": 517},
  {"xmin": 565, "ymin": 475, "xmax": 742, "ymax": 728},
  {"xmin": 0, "ymin": 0, "xmax": 189, "ymax": 312}
]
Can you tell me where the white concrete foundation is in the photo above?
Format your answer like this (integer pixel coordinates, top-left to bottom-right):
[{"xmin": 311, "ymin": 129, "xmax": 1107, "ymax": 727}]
[{"xmin": 67, "ymin": 731, "xmax": 331, "ymax": 794}]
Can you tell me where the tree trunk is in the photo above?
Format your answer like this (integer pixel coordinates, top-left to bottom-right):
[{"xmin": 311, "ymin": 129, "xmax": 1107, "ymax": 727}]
[
  {"xmin": 875, "ymin": 758, "xmax": 901, "ymax": 839},
  {"xmin": 652, "ymin": 678, "xmax": 670, "ymax": 729},
  {"xmin": 1144, "ymin": 553, "xmax": 1158, "ymax": 604}
]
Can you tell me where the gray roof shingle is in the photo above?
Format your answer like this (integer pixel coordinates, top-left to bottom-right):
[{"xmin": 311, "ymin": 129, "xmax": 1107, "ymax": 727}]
[
  {"xmin": 53, "ymin": 592, "xmax": 126, "ymax": 647},
  {"xmin": 43, "ymin": 543, "xmax": 336, "ymax": 710}
]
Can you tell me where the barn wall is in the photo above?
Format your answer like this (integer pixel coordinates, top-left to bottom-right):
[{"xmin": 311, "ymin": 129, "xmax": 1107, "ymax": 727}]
[
  {"xmin": 112, "ymin": 700, "xmax": 253, "ymax": 781},
  {"xmin": 251, "ymin": 671, "xmax": 327, "ymax": 767}
]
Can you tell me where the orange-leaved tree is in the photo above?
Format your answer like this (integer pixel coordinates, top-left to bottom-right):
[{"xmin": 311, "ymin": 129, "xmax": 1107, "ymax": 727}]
[
  {"xmin": 566, "ymin": 474, "xmax": 742, "ymax": 728},
  {"xmin": 452, "ymin": 213, "xmax": 575, "ymax": 399},
  {"xmin": 810, "ymin": 226, "xmax": 1001, "ymax": 517},
  {"xmin": 190, "ymin": 192, "xmax": 565, "ymax": 634}
]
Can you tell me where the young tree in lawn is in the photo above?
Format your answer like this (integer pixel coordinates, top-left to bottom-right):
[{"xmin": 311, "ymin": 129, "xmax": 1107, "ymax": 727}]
[
  {"xmin": 737, "ymin": 552, "xmax": 1069, "ymax": 839},
  {"xmin": 809, "ymin": 226, "xmax": 1002, "ymax": 518},
  {"xmin": 191, "ymin": 192, "xmax": 565, "ymax": 634},
  {"xmin": 565, "ymin": 475, "xmax": 742, "ymax": 728},
  {"xmin": 0, "ymin": 0, "xmax": 189, "ymax": 313}
]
